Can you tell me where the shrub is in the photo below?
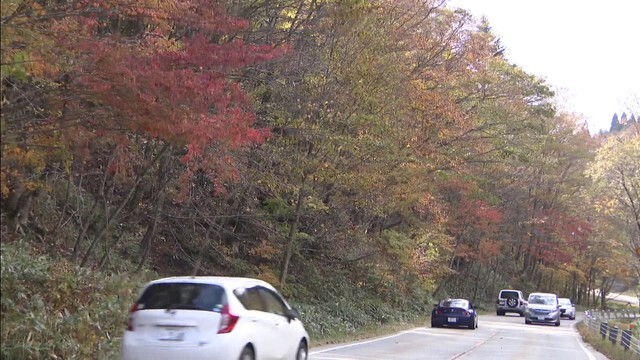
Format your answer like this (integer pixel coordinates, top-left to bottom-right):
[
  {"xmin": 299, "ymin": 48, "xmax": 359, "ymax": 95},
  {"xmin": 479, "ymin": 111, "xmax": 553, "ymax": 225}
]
[{"xmin": 1, "ymin": 242, "xmax": 149, "ymax": 359}]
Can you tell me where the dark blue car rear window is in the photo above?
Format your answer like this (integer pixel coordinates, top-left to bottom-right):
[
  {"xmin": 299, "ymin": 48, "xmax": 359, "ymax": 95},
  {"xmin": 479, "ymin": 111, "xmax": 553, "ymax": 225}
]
[
  {"xmin": 440, "ymin": 299, "xmax": 469, "ymax": 308},
  {"xmin": 137, "ymin": 283, "xmax": 226, "ymax": 311}
]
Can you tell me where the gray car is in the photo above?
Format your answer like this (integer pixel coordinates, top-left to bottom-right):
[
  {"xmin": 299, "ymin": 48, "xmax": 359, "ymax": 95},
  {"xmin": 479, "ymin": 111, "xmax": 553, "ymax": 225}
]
[{"xmin": 525, "ymin": 292, "xmax": 561, "ymax": 326}]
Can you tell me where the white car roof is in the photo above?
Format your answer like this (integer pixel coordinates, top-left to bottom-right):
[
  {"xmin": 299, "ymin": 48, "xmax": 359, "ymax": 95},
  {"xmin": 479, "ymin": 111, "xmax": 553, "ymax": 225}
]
[{"xmin": 145, "ymin": 276, "xmax": 276, "ymax": 291}]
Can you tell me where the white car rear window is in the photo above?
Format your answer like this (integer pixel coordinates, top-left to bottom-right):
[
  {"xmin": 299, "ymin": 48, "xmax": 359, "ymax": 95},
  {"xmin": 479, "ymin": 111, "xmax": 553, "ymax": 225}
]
[{"xmin": 137, "ymin": 282, "xmax": 226, "ymax": 312}]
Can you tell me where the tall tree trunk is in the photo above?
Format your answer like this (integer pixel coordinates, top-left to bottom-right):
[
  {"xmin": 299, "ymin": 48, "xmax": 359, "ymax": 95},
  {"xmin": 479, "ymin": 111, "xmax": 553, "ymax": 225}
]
[
  {"xmin": 489, "ymin": 260, "xmax": 499, "ymax": 299},
  {"xmin": 134, "ymin": 192, "xmax": 165, "ymax": 273},
  {"xmin": 71, "ymin": 150, "xmax": 117, "ymax": 263},
  {"xmin": 80, "ymin": 143, "xmax": 169, "ymax": 267},
  {"xmin": 280, "ymin": 176, "xmax": 306, "ymax": 286},
  {"xmin": 460, "ymin": 261, "xmax": 475, "ymax": 296}
]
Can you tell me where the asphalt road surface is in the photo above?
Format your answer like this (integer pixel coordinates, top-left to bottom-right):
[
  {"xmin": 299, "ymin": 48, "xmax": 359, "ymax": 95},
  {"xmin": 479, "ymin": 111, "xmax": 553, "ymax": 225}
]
[
  {"xmin": 309, "ymin": 313, "xmax": 609, "ymax": 360},
  {"xmin": 607, "ymin": 292, "xmax": 640, "ymax": 307}
]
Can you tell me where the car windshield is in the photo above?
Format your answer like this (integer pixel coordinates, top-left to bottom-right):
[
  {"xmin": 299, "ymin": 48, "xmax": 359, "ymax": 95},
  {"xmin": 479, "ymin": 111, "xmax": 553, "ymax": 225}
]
[
  {"xmin": 559, "ymin": 298, "xmax": 572, "ymax": 305},
  {"xmin": 528, "ymin": 295, "xmax": 556, "ymax": 305},
  {"xmin": 137, "ymin": 282, "xmax": 226, "ymax": 311},
  {"xmin": 440, "ymin": 299, "xmax": 469, "ymax": 308}
]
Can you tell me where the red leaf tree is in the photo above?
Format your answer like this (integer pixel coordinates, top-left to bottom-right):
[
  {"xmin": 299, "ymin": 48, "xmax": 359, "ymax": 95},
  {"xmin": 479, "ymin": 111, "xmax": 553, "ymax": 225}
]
[{"xmin": 55, "ymin": 0, "xmax": 284, "ymax": 185}]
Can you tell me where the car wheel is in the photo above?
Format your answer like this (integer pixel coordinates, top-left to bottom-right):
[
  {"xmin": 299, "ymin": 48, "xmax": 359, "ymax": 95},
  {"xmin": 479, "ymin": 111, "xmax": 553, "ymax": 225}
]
[
  {"xmin": 239, "ymin": 346, "xmax": 255, "ymax": 360},
  {"xmin": 497, "ymin": 310, "xmax": 504, "ymax": 316},
  {"xmin": 519, "ymin": 312, "xmax": 525, "ymax": 317},
  {"xmin": 555, "ymin": 320, "xmax": 561, "ymax": 327},
  {"xmin": 507, "ymin": 298, "xmax": 518, "ymax": 308},
  {"xmin": 296, "ymin": 341, "xmax": 308, "ymax": 360},
  {"xmin": 525, "ymin": 319, "xmax": 531, "ymax": 325},
  {"xmin": 570, "ymin": 315, "xmax": 575, "ymax": 320}
]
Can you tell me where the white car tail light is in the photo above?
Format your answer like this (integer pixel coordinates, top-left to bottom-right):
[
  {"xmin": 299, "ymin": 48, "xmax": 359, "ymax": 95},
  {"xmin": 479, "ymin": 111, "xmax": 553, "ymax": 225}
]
[
  {"xmin": 217, "ymin": 304, "xmax": 239, "ymax": 334},
  {"xmin": 127, "ymin": 303, "xmax": 139, "ymax": 331}
]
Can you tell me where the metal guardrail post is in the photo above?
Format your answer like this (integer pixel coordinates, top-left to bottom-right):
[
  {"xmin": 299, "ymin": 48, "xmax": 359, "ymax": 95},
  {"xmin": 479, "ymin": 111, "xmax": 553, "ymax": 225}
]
[
  {"xmin": 600, "ymin": 321, "xmax": 608, "ymax": 340},
  {"xmin": 609, "ymin": 326, "xmax": 619, "ymax": 345},
  {"xmin": 621, "ymin": 329, "xmax": 632, "ymax": 350}
]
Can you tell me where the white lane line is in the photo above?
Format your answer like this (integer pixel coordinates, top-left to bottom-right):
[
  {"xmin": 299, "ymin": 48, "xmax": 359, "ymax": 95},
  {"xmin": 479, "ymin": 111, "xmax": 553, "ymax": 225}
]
[
  {"xmin": 309, "ymin": 327, "xmax": 425, "ymax": 355},
  {"xmin": 571, "ymin": 322, "xmax": 597, "ymax": 360}
]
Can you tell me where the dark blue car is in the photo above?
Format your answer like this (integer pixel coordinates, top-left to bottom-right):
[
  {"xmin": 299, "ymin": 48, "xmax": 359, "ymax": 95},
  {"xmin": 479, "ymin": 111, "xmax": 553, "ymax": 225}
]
[{"xmin": 431, "ymin": 298, "xmax": 478, "ymax": 329}]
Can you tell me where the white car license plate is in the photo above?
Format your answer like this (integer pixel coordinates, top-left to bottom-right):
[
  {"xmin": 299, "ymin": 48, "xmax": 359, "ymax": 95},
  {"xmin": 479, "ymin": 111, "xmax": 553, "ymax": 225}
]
[
  {"xmin": 537, "ymin": 316, "xmax": 546, "ymax": 320},
  {"xmin": 160, "ymin": 328, "xmax": 185, "ymax": 341},
  {"xmin": 448, "ymin": 317, "xmax": 457, "ymax": 323}
]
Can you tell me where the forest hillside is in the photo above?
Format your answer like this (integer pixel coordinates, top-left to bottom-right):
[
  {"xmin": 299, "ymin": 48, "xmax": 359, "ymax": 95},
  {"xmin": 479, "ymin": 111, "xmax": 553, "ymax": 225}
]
[{"xmin": 2, "ymin": 1, "xmax": 639, "ymax": 358}]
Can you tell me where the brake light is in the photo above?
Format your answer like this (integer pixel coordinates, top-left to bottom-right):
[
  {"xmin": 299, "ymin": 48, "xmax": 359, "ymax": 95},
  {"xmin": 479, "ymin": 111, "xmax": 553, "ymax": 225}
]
[
  {"xmin": 127, "ymin": 303, "xmax": 139, "ymax": 331},
  {"xmin": 463, "ymin": 311, "xmax": 470, "ymax": 316},
  {"xmin": 436, "ymin": 309, "xmax": 444, "ymax": 315},
  {"xmin": 218, "ymin": 304, "xmax": 239, "ymax": 334}
]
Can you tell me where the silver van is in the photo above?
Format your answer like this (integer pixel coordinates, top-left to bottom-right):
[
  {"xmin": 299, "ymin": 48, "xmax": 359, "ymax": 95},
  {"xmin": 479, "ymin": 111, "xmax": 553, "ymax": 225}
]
[{"xmin": 525, "ymin": 292, "xmax": 561, "ymax": 326}]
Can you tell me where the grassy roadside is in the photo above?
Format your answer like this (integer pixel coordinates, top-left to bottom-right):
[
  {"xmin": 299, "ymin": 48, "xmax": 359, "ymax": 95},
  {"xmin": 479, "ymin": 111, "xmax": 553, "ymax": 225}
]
[
  {"xmin": 577, "ymin": 321, "xmax": 640, "ymax": 360},
  {"xmin": 1, "ymin": 242, "xmax": 148, "ymax": 359}
]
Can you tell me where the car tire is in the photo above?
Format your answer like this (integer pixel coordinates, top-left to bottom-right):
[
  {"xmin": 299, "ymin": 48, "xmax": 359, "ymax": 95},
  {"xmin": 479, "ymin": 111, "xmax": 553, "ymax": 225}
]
[
  {"xmin": 555, "ymin": 320, "xmax": 561, "ymax": 327},
  {"xmin": 519, "ymin": 312, "xmax": 525, "ymax": 317},
  {"xmin": 497, "ymin": 310, "xmax": 504, "ymax": 316},
  {"xmin": 296, "ymin": 341, "xmax": 308, "ymax": 360},
  {"xmin": 239, "ymin": 346, "xmax": 255, "ymax": 360},
  {"xmin": 525, "ymin": 319, "xmax": 531, "ymax": 325}
]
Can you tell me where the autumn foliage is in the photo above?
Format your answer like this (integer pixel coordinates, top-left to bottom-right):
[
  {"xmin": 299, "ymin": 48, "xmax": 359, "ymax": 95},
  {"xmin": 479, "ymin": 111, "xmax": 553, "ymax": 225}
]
[{"xmin": 1, "ymin": 4, "xmax": 635, "ymax": 356}]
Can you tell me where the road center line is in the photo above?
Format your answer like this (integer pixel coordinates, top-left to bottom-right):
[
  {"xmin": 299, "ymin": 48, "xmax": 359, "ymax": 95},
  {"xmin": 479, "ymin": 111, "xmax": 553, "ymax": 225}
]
[{"xmin": 448, "ymin": 330, "xmax": 499, "ymax": 360}]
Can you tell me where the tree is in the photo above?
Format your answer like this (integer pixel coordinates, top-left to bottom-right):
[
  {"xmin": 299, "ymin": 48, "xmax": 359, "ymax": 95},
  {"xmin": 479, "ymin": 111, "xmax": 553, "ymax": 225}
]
[
  {"xmin": 1, "ymin": 0, "xmax": 282, "ymax": 266},
  {"xmin": 610, "ymin": 113, "xmax": 620, "ymax": 132},
  {"xmin": 586, "ymin": 132, "xmax": 640, "ymax": 269}
]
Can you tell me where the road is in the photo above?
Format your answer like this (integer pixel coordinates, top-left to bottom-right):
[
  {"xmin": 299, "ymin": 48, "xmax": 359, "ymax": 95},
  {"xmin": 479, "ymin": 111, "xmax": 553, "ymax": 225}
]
[
  {"xmin": 607, "ymin": 292, "xmax": 639, "ymax": 307},
  {"xmin": 591, "ymin": 290, "xmax": 640, "ymax": 307},
  {"xmin": 309, "ymin": 314, "xmax": 608, "ymax": 360}
]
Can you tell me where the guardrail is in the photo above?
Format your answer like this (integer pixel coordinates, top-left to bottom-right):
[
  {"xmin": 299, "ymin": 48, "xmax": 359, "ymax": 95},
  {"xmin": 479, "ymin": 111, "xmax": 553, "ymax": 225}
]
[{"xmin": 583, "ymin": 309, "xmax": 640, "ymax": 356}]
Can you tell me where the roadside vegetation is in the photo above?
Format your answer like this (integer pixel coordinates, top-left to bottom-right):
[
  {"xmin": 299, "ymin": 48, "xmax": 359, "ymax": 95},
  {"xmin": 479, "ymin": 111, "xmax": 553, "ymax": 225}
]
[
  {"xmin": 0, "ymin": 241, "xmax": 431, "ymax": 358},
  {"xmin": 1, "ymin": 242, "xmax": 138, "ymax": 359},
  {"xmin": 577, "ymin": 321, "xmax": 640, "ymax": 360},
  {"xmin": 1, "ymin": 0, "xmax": 639, "ymax": 357}
]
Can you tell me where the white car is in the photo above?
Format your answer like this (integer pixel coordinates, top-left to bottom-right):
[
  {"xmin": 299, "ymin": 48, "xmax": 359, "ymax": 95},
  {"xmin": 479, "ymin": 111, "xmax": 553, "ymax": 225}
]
[
  {"xmin": 121, "ymin": 276, "xmax": 309, "ymax": 360},
  {"xmin": 558, "ymin": 297, "xmax": 576, "ymax": 320}
]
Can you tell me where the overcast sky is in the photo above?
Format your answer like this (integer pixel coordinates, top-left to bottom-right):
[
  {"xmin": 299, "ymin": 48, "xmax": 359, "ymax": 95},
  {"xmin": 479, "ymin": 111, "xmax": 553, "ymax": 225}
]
[{"xmin": 447, "ymin": 0, "xmax": 640, "ymax": 134}]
